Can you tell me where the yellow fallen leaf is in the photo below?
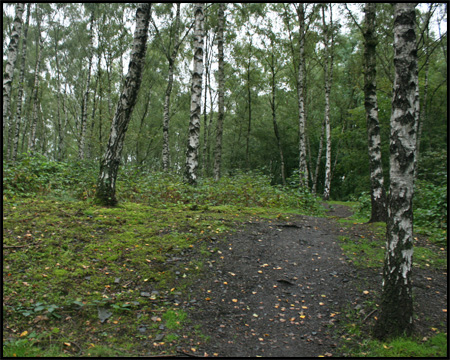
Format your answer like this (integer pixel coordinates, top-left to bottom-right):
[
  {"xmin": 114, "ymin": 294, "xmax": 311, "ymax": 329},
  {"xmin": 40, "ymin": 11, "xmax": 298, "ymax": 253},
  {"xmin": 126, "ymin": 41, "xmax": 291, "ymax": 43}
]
[
  {"xmin": 232, "ymin": 299, "xmax": 238, "ymax": 303},
  {"xmin": 20, "ymin": 331, "xmax": 28, "ymax": 337}
]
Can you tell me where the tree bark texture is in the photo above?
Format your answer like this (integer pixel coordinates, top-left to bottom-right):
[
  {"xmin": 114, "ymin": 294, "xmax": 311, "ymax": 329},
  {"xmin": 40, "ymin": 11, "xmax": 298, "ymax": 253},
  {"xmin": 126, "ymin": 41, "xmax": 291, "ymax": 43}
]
[
  {"xmin": 296, "ymin": 3, "xmax": 308, "ymax": 188},
  {"xmin": 185, "ymin": 3, "xmax": 204, "ymax": 185},
  {"xmin": 322, "ymin": 5, "xmax": 334, "ymax": 201},
  {"xmin": 11, "ymin": 3, "xmax": 30, "ymax": 162},
  {"xmin": 374, "ymin": 3, "xmax": 417, "ymax": 340},
  {"xmin": 95, "ymin": 3, "xmax": 151, "ymax": 206},
  {"xmin": 3, "ymin": 3, "xmax": 24, "ymax": 139},
  {"xmin": 28, "ymin": 6, "xmax": 43, "ymax": 153},
  {"xmin": 363, "ymin": 3, "xmax": 387, "ymax": 222},
  {"xmin": 213, "ymin": 3, "xmax": 225, "ymax": 182}
]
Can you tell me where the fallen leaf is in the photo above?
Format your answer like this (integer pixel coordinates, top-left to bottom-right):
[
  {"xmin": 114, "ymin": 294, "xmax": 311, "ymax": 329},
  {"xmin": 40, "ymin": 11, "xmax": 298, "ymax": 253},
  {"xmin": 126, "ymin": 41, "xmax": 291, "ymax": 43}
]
[
  {"xmin": 232, "ymin": 299, "xmax": 238, "ymax": 303},
  {"xmin": 20, "ymin": 331, "xmax": 28, "ymax": 337}
]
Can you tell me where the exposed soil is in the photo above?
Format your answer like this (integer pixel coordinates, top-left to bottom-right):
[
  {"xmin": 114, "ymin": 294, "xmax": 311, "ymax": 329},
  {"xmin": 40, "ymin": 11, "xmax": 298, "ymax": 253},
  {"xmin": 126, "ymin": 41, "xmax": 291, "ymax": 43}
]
[{"xmin": 178, "ymin": 205, "xmax": 447, "ymax": 357}]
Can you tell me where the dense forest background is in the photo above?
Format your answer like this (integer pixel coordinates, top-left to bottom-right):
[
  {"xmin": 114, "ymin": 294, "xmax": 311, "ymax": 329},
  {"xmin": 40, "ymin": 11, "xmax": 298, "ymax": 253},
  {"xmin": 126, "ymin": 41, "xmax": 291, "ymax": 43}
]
[{"xmin": 3, "ymin": 3, "xmax": 447, "ymax": 201}]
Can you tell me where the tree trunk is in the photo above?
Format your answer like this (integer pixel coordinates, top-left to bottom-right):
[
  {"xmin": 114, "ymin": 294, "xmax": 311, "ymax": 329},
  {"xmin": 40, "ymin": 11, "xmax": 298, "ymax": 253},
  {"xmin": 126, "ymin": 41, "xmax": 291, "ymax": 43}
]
[
  {"xmin": 213, "ymin": 3, "xmax": 225, "ymax": 182},
  {"xmin": 79, "ymin": 11, "xmax": 95, "ymax": 160},
  {"xmin": 95, "ymin": 3, "xmax": 151, "ymax": 206},
  {"xmin": 374, "ymin": 3, "xmax": 417, "ymax": 340},
  {"xmin": 28, "ymin": 5, "xmax": 43, "ymax": 153},
  {"xmin": 363, "ymin": 3, "xmax": 387, "ymax": 222},
  {"xmin": 162, "ymin": 60, "xmax": 174, "ymax": 171},
  {"xmin": 322, "ymin": 5, "xmax": 334, "ymax": 201},
  {"xmin": 297, "ymin": 3, "xmax": 308, "ymax": 188},
  {"xmin": 312, "ymin": 117, "xmax": 325, "ymax": 195},
  {"xmin": 245, "ymin": 38, "xmax": 252, "ymax": 170},
  {"xmin": 11, "ymin": 3, "xmax": 30, "ymax": 163},
  {"xmin": 185, "ymin": 3, "xmax": 204, "ymax": 185},
  {"xmin": 3, "ymin": 3, "xmax": 24, "ymax": 145}
]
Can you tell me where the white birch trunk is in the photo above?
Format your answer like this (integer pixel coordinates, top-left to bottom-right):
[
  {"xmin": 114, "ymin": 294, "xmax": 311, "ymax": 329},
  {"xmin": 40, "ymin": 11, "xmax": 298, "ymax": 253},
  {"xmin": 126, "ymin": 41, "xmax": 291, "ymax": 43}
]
[
  {"xmin": 297, "ymin": 4, "xmax": 308, "ymax": 188},
  {"xmin": 322, "ymin": 5, "xmax": 334, "ymax": 201},
  {"xmin": 3, "ymin": 3, "xmax": 24, "ymax": 140},
  {"xmin": 374, "ymin": 3, "xmax": 417, "ymax": 340},
  {"xmin": 185, "ymin": 3, "xmax": 204, "ymax": 185},
  {"xmin": 11, "ymin": 3, "xmax": 30, "ymax": 162},
  {"xmin": 95, "ymin": 3, "xmax": 151, "ymax": 206}
]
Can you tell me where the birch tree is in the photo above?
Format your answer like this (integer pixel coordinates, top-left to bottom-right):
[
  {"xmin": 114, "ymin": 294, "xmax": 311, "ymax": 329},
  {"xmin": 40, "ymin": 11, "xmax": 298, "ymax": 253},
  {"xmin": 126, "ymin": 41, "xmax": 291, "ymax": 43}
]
[
  {"xmin": 213, "ymin": 3, "xmax": 225, "ymax": 181},
  {"xmin": 322, "ymin": 4, "xmax": 334, "ymax": 200},
  {"xmin": 295, "ymin": 3, "xmax": 308, "ymax": 188},
  {"xmin": 185, "ymin": 3, "xmax": 204, "ymax": 185},
  {"xmin": 28, "ymin": 5, "xmax": 44, "ymax": 153},
  {"xmin": 95, "ymin": 3, "xmax": 151, "ymax": 206},
  {"xmin": 363, "ymin": 3, "xmax": 387, "ymax": 222},
  {"xmin": 374, "ymin": 3, "xmax": 417, "ymax": 340},
  {"xmin": 3, "ymin": 3, "xmax": 24, "ymax": 142},
  {"xmin": 11, "ymin": 3, "xmax": 30, "ymax": 162},
  {"xmin": 78, "ymin": 8, "xmax": 95, "ymax": 160},
  {"xmin": 151, "ymin": 4, "xmax": 193, "ymax": 172}
]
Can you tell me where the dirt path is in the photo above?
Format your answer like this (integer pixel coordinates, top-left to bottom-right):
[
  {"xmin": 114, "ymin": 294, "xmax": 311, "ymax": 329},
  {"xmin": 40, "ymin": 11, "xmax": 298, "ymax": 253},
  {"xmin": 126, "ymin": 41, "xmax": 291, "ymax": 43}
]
[
  {"xmin": 181, "ymin": 205, "xmax": 447, "ymax": 357},
  {"xmin": 182, "ymin": 205, "xmax": 356, "ymax": 357}
]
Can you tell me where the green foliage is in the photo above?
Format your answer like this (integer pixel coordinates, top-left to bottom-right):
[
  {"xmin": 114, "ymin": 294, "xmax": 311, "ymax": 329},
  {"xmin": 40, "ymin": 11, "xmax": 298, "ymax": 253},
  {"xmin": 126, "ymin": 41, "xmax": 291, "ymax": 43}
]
[
  {"xmin": 3, "ymin": 154, "xmax": 98, "ymax": 200},
  {"xmin": 414, "ymin": 179, "xmax": 447, "ymax": 245},
  {"xmin": 116, "ymin": 168, "xmax": 323, "ymax": 215}
]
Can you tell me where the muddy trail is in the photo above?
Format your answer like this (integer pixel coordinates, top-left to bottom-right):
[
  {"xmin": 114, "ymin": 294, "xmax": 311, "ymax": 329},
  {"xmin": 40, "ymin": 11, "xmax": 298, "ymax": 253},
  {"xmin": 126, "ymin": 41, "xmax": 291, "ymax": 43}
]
[{"xmin": 177, "ymin": 205, "xmax": 447, "ymax": 357}]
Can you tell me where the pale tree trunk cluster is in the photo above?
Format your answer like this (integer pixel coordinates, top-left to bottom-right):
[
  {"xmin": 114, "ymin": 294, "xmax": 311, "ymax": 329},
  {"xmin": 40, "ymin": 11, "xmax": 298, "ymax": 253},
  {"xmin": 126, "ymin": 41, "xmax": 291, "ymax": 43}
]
[
  {"xmin": 95, "ymin": 3, "xmax": 151, "ymax": 206},
  {"xmin": 185, "ymin": 3, "xmax": 204, "ymax": 185},
  {"xmin": 374, "ymin": 3, "xmax": 417, "ymax": 340}
]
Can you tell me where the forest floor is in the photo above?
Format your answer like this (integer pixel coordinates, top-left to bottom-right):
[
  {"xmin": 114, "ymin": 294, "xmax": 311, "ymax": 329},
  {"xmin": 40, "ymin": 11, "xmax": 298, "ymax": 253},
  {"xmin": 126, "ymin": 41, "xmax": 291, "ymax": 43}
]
[
  {"xmin": 3, "ymin": 200, "xmax": 447, "ymax": 357},
  {"xmin": 180, "ymin": 204, "xmax": 448, "ymax": 357}
]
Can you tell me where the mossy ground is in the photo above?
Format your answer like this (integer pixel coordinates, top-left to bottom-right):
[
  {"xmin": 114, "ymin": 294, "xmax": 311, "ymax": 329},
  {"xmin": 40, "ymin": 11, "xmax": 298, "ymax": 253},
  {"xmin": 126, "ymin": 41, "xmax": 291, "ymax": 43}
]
[
  {"xmin": 2, "ymin": 163, "xmax": 446, "ymax": 357},
  {"xmin": 3, "ymin": 194, "xmax": 314, "ymax": 356}
]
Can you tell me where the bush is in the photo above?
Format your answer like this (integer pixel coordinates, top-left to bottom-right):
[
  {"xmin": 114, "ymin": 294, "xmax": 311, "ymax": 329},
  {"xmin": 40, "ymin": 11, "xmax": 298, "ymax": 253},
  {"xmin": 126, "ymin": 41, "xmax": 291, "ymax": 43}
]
[{"xmin": 3, "ymin": 154, "xmax": 97, "ymax": 200}]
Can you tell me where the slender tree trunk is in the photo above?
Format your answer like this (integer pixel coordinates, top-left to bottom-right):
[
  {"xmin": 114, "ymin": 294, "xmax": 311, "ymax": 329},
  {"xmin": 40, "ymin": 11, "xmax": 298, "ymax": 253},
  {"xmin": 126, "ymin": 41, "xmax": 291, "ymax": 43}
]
[
  {"xmin": 374, "ymin": 3, "xmax": 417, "ymax": 340},
  {"xmin": 28, "ymin": 5, "xmax": 43, "ymax": 153},
  {"xmin": 202, "ymin": 29, "xmax": 210, "ymax": 177},
  {"xmin": 79, "ymin": 11, "xmax": 95, "ymax": 160},
  {"xmin": 312, "ymin": 117, "xmax": 325, "ymax": 195},
  {"xmin": 185, "ymin": 3, "xmax": 204, "ymax": 185},
  {"xmin": 95, "ymin": 3, "xmax": 151, "ymax": 206},
  {"xmin": 297, "ymin": 3, "xmax": 308, "ymax": 188},
  {"xmin": 162, "ymin": 60, "xmax": 174, "ymax": 171},
  {"xmin": 3, "ymin": 3, "xmax": 24, "ymax": 146},
  {"xmin": 363, "ymin": 3, "xmax": 387, "ymax": 222},
  {"xmin": 322, "ymin": 5, "xmax": 334, "ymax": 201},
  {"xmin": 245, "ymin": 39, "xmax": 252, "ymax": 170},
  {"xmin": 213, "ymin": 3, "xmax": 225, "ymax": 181},
  {"xmin": 11, "ymin": 3, "xmax": 30, "ymax": 162}
]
